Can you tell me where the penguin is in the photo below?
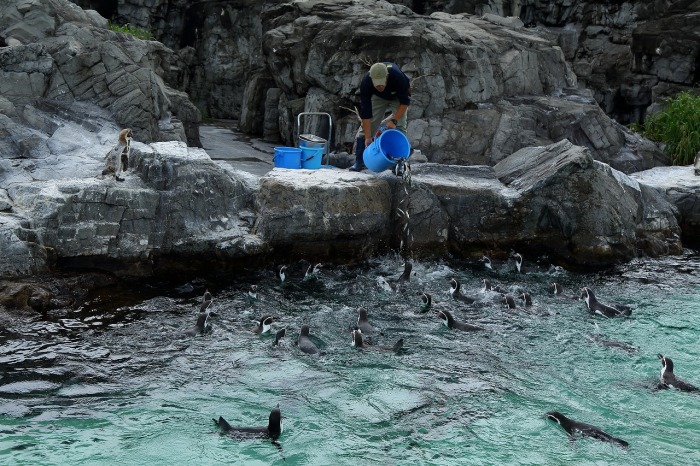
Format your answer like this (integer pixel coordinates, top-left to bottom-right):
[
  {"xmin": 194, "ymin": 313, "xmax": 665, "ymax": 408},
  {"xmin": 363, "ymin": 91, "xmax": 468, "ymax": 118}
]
[
  {"xmin": 246, "ymin": 284, "xmax": 258, "ymax": 302},
  {"xmin": 552, "ymin": 282, "xmax": 579, "ymax": 300},
  {"xmin": 482, "ymin": 278, "xmax": 506, "ymax": 293},
  {"xmin": 480, "ymin": 255, "xmax": 505, "ymax": 272},
  {"xmin": 184, "ymin": 309, "xmax": 218, "ymax": 337},
  {"xmin": 417, "ymin": 291, "xmax": 432, "ymax": 313},
  {"xmin": 273, "ymin": 328, "xmax": 287, "ymax": 346},
  {"xmin": 102, "ymin": 128, "xmax": 132, "ymax": 182},
  {"xmin": 303, "ymin": 262, "xmax": 323, "ymax": 280},
  {"xmin": 436, "ymin": 309, "xmax": 482, "ymax": 331},
  {"xmin": 657, "ymin": 354, "xmax": 698, "ymax": 392},
  {"xmin": 580, "ymin": 287, "xmax": 632, "ymax": 317},
  {"xmin": 509, "ymin": 251, "xmax": 544, "ymax": 273},
  {"xmin": 275, "ymin": 265, "xmax": 287, "ymax": 284},
  {"xmin": 449, "ymin": 278, "xmax": 477, "ymax": 304},
  {"xmin": 351, "ymin": 328, "xmax": 403, "ymax": 352},
  {"xmin": 518, "ymin": 292, "xmax": 532, "ymax": 307},
  {"xmin": 213, "ymin": 404, "xmax": 283, "ymax": 440},
  {"xmin": 200, "ymin": 289, "xmax": 213, "ymax": 312},
  {"xmin": 297, "ymin": 325, "xmax": 320, "ymax": 355},
  {"xmin": 546, "ymin": 411, "xmax": 629, "ymax": 449},
  {"xmin": 253, "ymin": 315, "xmax": 275, "ymax": 334},
  {"xmin": 377, "ymin": 262, "xmax": 413, "ymax": 293},
  {"xmin": 503, "ymin": 294, "xmax": 517, "ymax": 309},
  {"xmin": 356, "ymin": 308, "xmax": 376, "ymax": 334}
]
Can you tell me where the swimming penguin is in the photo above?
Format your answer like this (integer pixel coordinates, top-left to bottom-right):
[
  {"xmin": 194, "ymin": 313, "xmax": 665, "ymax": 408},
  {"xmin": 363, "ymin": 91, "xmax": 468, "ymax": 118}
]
[
  {"xmin": 509, "ymin": 251, "xmax": 545, "ymax": 273},
  {"xmin": 546, "ymin": 411, "xmax": 629, "ymax": 449},
  {"xmin": 580, "ymin": 287, "xmax": 632, "ymax": 317},
  {"xmin": 184, "ymin": 309, "xmax": 218, "ymax": 337},
  {"xmin": 275, "ymin": 265, "xmax": 287, "ymax": 284},
  {"xmin": 436, "ymin": 309, "xmax": 482, "ymax": 331},
  {"xmin": 377, "ymin": 262, "xmax": 413, "ymax": 293},
  {"xmin": 356, "ymin": 308, "xmax": 376, "ymax": 334},
  {"xmin": 303, "ymin": 263, "xmax": 323, "ymax": 280},
  {"xmin": 552, "ymin": 282, "xmax": 579, "ymax": 300},
  {"xmin": 247, "ymin": 284, "xmax": 258, "ymax": 302},
  {"xmin": 253, "ymin": 315, "xmax": 275, "ymax": 334},
  {"xmin": 213, "ymin": 404, "xmax": 283, "ymax": 440},
  {"xmin": 273, "ymin": 328, "xmax": 287, "ymax": 346},
  {"xmin": 518, "ymin": 292, "xmax": 532, "ymax": 307},
  {"xmin": 449, "ymin": 278, "xmax": 477, "ymax": 304},
  {"xmin": 351, "ymin": 328, "xmax": 403, "ymax": 352},
  {"xmin": 417, "ymin": 292, "xmax": 432, "ymax": 312},
  {"xmin": 482, "ymin": 279, "xmax": 506, "ymax": 294},
  {"xmin": 200, "ymin": 289, "xmax": 213, "ymax": 312},
  {"xmin": 480, "ymin": 255, "xmax": 505, "ymax": 272},
  {"xmin": 503, "ymin": 294, "xmax": 517, "ymax": 309},
  {"xmin": 657, "ymin": 354, "xmax": 698, "ymax": 392},
  {"xmin": 297, "ymin": 325, "xmax": 320, "ymax": 355}
]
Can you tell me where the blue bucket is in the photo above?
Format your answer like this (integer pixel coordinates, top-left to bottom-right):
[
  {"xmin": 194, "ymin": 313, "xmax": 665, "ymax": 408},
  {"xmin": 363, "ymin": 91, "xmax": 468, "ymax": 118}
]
[
  {"xmin": 363, "ymin": 129, "xmax": 411, "ymax": 173},
  {"xmin": 273, "ymin": 147, "xmax": 302, "ymax": 169},
  {"xmin": 300, "ymin": 146, "xmax": 324, "ymax": 169}
]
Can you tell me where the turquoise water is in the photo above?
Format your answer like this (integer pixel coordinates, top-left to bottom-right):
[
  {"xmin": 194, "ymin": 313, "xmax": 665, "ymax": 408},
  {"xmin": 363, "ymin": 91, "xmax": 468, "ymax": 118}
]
[{"xmin": 1, "ymin": 253, "xmax": 699, "ymax": 465}]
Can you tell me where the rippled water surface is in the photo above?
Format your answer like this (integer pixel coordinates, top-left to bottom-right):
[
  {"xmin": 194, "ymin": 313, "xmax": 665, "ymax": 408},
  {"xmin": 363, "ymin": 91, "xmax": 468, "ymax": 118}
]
[{"xmin": 1, "ymin": 252, "xmax": 699, "ymax": 465}]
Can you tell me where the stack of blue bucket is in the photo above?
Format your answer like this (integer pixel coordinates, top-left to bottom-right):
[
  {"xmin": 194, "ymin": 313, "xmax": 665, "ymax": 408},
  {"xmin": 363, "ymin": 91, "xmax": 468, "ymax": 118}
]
[{"xmin": 274, "ymin": 134, "xmax": 325, "ymax": 170}]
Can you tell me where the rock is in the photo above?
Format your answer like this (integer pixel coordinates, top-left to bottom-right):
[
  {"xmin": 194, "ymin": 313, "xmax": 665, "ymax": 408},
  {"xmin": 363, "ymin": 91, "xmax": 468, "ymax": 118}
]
[
  {"xmin": 493, "ymin": 139, "xmax": 682, "ymax": 264},
  {"xmin": 633, "ymin": 165, "xmax": 700, "ymax": 249}
]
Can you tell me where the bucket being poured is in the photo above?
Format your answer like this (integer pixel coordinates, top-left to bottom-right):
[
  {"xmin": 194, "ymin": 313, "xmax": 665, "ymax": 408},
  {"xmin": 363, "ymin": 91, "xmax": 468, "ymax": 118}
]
[
  {"xmin": 273, "ymin": 147, "xmax": 302, "ymax": 169},
  {"xmin": 300, "ymin": 146, "xmax": 324, "ymax": 169},
  {"xmin": 363, "ymin": 129, "xmax": 411, "ymax": 173}
]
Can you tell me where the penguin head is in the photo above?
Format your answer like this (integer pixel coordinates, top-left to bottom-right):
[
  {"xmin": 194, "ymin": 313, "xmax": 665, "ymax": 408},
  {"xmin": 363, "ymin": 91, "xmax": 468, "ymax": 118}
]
[
  {"xmin": 274, "ymin": 328, "xmax": 286, "ymax": 346},
  {"xmin": 300, "ymin": 325, "xmax": 311, "ymax": 337},
  {"xmin": 202, "ymin": 290, "xmax": 213, "ymax": 302},
  {"xmin": 248, "ymin": 284, "xmax": 258, "ymax": 299},
  {"xmin": 268, "ymin": 404, "xmax": 282, "ymax": 438},
  {"xmin": 519, "ymin": 292, "xmax": 532, "ymax": 306},
  {"xmin": 546, "ymin": 411, "xmax": 565, "ymax": 425},
  {"xmin": 276, "ymin": 265, "xmax": 287, "ymax": 282},
  {"xmin": 357, "ymin": 307, "xmax": 369, "ymax": 322},
  {"xmin": 257, "ymin": 315, "xmax": 274, "ymax": 333},
  {"xmin": 480, "ymin": 256, "xmax": 492, "ymax": 269},
  {"xmin": 580, "ymin": 287, "xmax": 592, "ymax": 305},
  {"xmin": 449, "ymin": 278, "xmax": 459, "ymax": 293},
  {"xmin": 658, "ymin": 353, "xmax": 674, "ymax": 375},
  {"xmin": 418, "ymin": 292, "xmax": 431, "ymax": 306},
  {"xmin": 552, "ymin": 282, "xmax": 562, "ymax": 295},
  {"xmin": 436, "ymin": 309, "xmax": 452, "ymax": 327}
]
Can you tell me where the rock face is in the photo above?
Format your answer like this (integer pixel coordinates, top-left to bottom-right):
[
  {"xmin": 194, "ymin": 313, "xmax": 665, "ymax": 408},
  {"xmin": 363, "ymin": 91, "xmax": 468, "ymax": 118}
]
[
  {"xmin": 0, "ymin": 0, "xmax": 201, "ymax": 145},
  {"xmin": 633, "ymin": 166, "xmax": 700, "ymax": 249},
  {"xmin": 70, "ymin": 0, "xmax": 679, "ymax": 174},
  {"xmin": 0, "ymin": 0, "xmax": 697, "ymax": 287}
]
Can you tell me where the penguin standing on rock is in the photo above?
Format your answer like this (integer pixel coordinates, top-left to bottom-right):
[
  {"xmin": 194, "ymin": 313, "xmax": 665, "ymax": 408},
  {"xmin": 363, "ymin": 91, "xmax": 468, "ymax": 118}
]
[{"xmin": 102, "ymin": 128, "xmax": 132, "ymax": 182}]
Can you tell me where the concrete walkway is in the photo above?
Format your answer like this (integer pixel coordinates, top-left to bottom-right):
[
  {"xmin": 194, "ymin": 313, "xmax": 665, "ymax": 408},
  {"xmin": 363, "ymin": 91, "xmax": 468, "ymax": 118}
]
[{"xmin": 199, "ymin": 119, "xmax": 278, "ymax": 177}]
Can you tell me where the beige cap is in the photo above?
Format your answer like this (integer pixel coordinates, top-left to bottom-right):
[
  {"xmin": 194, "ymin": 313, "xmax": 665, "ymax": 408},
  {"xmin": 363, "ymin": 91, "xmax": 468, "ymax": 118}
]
[{"xmin": 369, "ymin": 63, "xmax": 388, "ymax": 86}]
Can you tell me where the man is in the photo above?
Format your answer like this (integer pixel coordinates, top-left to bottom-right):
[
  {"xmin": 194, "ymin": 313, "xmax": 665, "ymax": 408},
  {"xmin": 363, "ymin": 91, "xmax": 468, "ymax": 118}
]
[{"xmin": 349, "ymin": 62, "xmax": 411, "ymax": 171}]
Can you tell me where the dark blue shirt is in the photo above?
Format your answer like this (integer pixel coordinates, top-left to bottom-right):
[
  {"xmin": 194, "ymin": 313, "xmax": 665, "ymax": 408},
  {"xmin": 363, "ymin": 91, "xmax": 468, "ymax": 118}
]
[{"xmin": 359, "ymin": 62, "xmax": 411, "ymax": 119}]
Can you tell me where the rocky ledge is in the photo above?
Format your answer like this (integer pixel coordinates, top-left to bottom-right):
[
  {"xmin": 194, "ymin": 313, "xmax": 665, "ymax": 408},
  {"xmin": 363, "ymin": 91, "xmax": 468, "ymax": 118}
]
[{"xmin": 0, "ymin": 0, "xmax": 699, "ymax": 312}]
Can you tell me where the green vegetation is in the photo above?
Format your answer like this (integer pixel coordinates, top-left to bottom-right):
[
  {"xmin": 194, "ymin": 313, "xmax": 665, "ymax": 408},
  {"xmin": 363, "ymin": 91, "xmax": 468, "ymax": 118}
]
[
  {"xmin": 108, "ymin": 21, "xmax": 153, "ymax": 41},
  {"xmin": 636, "ymin": 90, "xmax": 700, "ymax": 165}
]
